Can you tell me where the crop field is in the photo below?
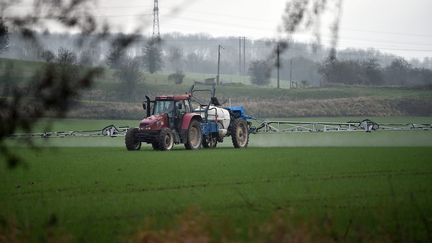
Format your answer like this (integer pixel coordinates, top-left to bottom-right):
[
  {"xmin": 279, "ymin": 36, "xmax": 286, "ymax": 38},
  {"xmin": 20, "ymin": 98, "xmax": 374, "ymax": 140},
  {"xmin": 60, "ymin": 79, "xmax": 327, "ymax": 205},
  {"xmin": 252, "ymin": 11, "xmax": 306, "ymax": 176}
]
[
  {"xmin": 0, "ymin": 117, "xmax": 432, "ymax": 242},
  {"xmin": 1, "ymin": 147, "xmax": 432, "ymax": 242},
  {"xmin": 1, "ymin": 117, "xmax": 432, "ymax": 242}
]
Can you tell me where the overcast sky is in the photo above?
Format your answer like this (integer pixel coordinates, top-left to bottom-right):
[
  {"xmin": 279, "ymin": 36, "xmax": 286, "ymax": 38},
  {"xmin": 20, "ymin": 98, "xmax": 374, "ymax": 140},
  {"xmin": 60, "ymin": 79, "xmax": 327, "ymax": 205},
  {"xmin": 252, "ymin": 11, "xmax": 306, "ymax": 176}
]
[{"xmin": 10, "ymin": 0, "xmax": 432, "ymax": 60}]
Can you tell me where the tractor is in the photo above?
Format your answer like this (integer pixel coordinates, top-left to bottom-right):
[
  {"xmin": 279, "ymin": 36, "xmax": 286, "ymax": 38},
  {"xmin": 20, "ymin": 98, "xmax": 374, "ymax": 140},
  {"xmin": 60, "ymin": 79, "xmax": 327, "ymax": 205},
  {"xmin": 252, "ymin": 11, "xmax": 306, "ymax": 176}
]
[{"xmin": 125, "ymin": 85, "xmax": 252, "ymax": 151}]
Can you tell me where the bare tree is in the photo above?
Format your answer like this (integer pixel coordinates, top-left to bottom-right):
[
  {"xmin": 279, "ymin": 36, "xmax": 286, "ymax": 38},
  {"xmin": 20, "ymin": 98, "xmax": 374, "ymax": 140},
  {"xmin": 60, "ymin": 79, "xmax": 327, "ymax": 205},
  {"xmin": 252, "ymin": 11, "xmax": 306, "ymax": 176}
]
[
  {"xmin": 0, "ymin": 0, "xmax": 141, "ymax": 168},
  {"xmin": 56, "ymin": 48, "xmax": 77, "ymax": 65},
  {"xmin": 143, "ymin": 38, "xmax": 163, "ymax": 74}
]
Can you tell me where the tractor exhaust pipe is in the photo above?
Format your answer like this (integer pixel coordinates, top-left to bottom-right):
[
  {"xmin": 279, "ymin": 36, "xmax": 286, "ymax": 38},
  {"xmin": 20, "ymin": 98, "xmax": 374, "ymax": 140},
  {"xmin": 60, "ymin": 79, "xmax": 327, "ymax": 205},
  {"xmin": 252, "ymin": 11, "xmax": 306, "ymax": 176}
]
[{"xmin": 145, "ymin": 96, "xmax": 151, "ymax": 117}]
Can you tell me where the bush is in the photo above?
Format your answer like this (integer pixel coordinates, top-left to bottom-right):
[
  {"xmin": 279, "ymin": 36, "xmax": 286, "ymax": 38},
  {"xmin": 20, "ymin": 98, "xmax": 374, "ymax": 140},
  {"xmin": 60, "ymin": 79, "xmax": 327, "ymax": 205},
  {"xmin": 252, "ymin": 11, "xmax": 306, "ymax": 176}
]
[
  {"xmin": 168, "ymin": 70, "xmax": 185, "ymax": 84},
  {"xmin": 249, "ymin": 60, "xmax": 272, "ymax": 86}
]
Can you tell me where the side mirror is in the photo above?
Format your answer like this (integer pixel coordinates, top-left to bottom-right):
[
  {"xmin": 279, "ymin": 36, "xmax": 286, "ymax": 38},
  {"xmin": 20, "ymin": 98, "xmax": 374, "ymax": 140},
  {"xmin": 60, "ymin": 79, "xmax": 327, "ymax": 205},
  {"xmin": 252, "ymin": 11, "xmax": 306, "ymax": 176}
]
[
  {"xmin": 177, "ymin": 103, "xmax": 183, "ymax": 110},
  {"xmin": 142, "ymin": 103, "xmax": 146, "ymax": 110}
]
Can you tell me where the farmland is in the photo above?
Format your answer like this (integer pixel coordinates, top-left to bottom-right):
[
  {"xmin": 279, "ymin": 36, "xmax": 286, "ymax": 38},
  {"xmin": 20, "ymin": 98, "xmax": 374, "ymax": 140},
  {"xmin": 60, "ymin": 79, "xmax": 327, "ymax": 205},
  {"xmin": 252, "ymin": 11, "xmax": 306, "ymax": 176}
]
[
  {"xmin": 2, "ymin": 56, "xmax": 432, "ymax": 241},
  {"xmin": 1, "ymin": 116, "xmax": 432, "ymax": 242},
  {"xmin": 2, "ymin": 57, "xmax": 432, "ymax": 119}
]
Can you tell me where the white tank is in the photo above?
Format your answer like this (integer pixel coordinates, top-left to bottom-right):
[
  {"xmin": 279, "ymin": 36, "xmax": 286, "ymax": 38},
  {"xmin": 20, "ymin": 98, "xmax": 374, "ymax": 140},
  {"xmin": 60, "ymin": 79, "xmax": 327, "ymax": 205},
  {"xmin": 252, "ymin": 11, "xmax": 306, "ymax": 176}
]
[{"xmin": 198, "ymin": 105, "xmax": 230, "ymax": 137}]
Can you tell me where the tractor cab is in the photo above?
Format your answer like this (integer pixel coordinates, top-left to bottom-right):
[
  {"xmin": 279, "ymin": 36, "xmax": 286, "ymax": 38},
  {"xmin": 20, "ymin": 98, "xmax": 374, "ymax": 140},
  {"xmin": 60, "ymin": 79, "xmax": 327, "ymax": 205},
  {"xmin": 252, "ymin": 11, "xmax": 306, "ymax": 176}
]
[{"xmin": 140, "ymin": 94, "xmax": 192, "ymax": 130}]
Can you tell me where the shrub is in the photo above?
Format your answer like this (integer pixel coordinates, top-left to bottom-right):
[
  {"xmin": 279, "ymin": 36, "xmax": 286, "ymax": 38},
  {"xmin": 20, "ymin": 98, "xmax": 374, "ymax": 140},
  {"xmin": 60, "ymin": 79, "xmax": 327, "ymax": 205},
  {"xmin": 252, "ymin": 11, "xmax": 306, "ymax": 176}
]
[{"xmin": 168, "ymin": 70, "xmax": 185, "ymax": 84}]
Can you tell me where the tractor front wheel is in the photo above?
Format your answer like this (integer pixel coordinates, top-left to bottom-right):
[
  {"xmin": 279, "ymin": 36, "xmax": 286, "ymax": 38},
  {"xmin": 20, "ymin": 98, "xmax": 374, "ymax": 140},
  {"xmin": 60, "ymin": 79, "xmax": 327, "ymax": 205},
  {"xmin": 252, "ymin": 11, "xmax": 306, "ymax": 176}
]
[
  {"xmin": 230, "ymin": 118, "xmax": 249, "ymax": 148},
  {"xmin": 125, "ymin": 128, "xmax": 142, "ymax": 151},
  {"xmin": 158, "ymin": 128, "xmax": 174, "ymax": 151},
  {"xmin": 185, "ymin": 119, "xmax": 202, "ymax": 150}
]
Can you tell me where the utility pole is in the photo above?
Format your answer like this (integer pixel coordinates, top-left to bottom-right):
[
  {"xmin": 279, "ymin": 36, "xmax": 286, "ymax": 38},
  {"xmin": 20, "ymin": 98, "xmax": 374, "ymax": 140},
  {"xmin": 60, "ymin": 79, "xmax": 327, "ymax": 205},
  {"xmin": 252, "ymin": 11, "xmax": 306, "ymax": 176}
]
[
  {"xmin": 276, "ymin": 43, "xmax": 280, "ymax": 89},
  {"xmin": 239, "ymin": 37, "xmax": 242, "ymax": 75},
  {"xmin": 289, "ymin": 59, "xmax": 293, "ymax": 89},
  {"xmin": 243, "ymin": 37, "xmax": 246, "ymax": 75},
  {"xmin": 216, "ymin": 44, "xmax": 223, "ymax": 85},
  {"xmin": 152, "ymin": 0, "xmax": 160, "ymax": 38}
]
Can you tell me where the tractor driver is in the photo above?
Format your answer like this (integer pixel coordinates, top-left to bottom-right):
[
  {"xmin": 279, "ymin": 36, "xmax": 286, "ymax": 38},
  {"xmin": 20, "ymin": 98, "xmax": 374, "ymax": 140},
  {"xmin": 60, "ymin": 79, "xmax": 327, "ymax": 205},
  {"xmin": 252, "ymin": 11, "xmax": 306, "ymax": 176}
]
[{"xmin": 172, "ymin": 101, "xmax": 186, "ymax": 129}]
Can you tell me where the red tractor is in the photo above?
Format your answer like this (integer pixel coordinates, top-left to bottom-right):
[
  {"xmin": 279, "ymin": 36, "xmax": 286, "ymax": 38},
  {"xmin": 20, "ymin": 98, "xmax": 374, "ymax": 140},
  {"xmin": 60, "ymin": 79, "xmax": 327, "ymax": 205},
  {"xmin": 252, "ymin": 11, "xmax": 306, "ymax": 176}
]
[{"xmin": 125, "ymin": 85, "xmax": 251, "ymax": 151}]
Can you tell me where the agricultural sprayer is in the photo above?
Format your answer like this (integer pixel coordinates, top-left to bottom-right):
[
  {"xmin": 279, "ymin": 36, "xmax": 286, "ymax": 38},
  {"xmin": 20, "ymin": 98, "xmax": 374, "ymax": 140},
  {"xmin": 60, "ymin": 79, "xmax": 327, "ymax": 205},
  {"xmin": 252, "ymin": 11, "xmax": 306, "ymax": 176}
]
[
  {"xmin": 125, "ymin": 84, "xmax": 253, "ymax": 151},
  {"xmin": 9, "ymin": 84, "xmax": 431, "ymax": 141}
]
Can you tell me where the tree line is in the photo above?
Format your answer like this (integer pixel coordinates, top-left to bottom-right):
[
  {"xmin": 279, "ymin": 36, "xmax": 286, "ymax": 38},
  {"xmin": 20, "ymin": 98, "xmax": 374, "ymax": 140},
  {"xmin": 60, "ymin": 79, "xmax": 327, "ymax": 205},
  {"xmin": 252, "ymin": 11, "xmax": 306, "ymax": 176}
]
[
  {"xmin": 318, "ymin": 57, "xmax": 432, "ymax": 87},
  {"xmin": 2, "ymin": 31, "xmax": 432, "ymax": 88}
]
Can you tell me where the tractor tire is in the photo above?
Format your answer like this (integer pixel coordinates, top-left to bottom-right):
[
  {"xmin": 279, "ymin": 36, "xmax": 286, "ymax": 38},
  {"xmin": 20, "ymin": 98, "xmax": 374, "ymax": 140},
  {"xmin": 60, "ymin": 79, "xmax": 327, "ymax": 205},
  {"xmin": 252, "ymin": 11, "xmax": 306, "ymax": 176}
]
[
  {"xmin": 184, "ymin": 119, "xmax": 202, "ymax": 150},
  {"xmin": 202, "ymin": 135, "xmax": 217, "ymax": 148},
  {"xmin": 158, "ymin": 128, "xmax": 174, "ymax": 151},
  {"xmin": 230, "ymin": 118, "xmax": 249, "ymax": 148},
  {"xmin": 125, "ymin": 128, "xmax": 141, "ymax": 151}
]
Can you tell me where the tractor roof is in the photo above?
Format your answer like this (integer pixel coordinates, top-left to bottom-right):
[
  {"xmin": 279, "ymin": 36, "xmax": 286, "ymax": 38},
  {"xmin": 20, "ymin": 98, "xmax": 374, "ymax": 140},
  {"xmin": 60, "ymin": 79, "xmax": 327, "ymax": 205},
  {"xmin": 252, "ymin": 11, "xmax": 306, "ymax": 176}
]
[{"xmin": 155, "ymin": 94, "xmax": 191, "ymax": 101}]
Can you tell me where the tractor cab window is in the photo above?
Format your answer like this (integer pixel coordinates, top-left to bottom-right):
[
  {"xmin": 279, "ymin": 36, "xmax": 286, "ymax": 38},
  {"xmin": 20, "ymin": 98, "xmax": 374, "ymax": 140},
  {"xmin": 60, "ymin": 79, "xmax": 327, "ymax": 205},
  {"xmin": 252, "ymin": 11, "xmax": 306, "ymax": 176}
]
[
  {"xmin": 175, "ymin": 100, "xmax": 190, "ymax": 115},
  {"xmin": 153, "ymin": 100, "xmax": 174, "ymax": 116}
]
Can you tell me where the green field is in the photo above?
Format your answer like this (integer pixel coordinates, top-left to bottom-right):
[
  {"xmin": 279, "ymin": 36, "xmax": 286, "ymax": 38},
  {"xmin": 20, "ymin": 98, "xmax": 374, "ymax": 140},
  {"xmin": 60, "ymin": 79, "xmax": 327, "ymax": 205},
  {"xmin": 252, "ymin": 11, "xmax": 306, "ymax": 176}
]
[
  {"xmin": 2, "ymin": 55, "xmax": 432, "ymax": 242},
  {"xmin": 2, "ymin": 115, "xmax": 432, "ymax": 242},
  {"xmin": 2, "ymin": 140, "xmax": 432, "ymax": 241}
]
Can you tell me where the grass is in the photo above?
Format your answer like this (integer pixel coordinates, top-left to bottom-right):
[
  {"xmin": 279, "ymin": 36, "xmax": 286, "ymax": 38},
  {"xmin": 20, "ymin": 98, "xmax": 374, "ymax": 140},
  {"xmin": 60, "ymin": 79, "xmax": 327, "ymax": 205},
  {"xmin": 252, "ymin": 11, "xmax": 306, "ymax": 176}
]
[{"xmin": 1, "ymin": 147, "xmax": 432, "ymax": 242}]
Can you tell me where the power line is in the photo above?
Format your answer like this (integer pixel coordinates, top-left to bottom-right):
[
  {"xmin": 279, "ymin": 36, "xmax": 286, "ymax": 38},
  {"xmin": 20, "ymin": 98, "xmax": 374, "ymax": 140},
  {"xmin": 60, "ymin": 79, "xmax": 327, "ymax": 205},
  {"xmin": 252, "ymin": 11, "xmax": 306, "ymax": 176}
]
[
  {"xmin": 315, "ymin": 34, "xmax": 432, "ymax": 48},
  {"xmin": 9, "ymin": 3, "xmax": 432, "ymax": 39},
  {"xmin": 340, "ymin": 27, "xmax": 432, "ymax": 39},
  {"xmin": 348, "ymin": 47, "xmax": 432, "ymax": 53},
  {"xmin": 3, "ymin": 14, "xmax": 153, "ymax": 19},
  {"xmin": 7, "ymin": 4, "xmax": 154, "ymax": 9},
  {"xmin": 6, "ymin": 5, "xmax": 432, "ymax": 55},
  {"xmin": 164, "ymin": 16, "xmax": 432, "ymax": 48},
  {"xmin": 9, "ymin": 4, "xmax": 432, "ymax": 41},
  {"xmin": 161, "ymin": 28, "xmax": 432, "ymax": 54}
]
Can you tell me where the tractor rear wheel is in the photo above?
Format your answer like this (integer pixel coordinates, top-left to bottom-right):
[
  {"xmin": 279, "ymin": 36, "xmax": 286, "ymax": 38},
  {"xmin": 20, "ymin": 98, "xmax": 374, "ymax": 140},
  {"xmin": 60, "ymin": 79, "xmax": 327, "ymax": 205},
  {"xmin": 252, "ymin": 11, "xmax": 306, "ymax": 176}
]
[
  {"xmin": 158, "ymin": 128, "xmax": 174, "ymax": 151},
  {"xmin": 125, "ymin": 128, "xmax": 141, "ymax": 151},
  {"xmin": 185, "ymin": 119, "xmax": 202, "ymax": 150},
  {"xmin": 230, "ymin": 118, "xmax": 249, "ymax": 148},
  {"xmin": 202, "ymin": 135, "xmax": 217, "ymax": 148}
]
